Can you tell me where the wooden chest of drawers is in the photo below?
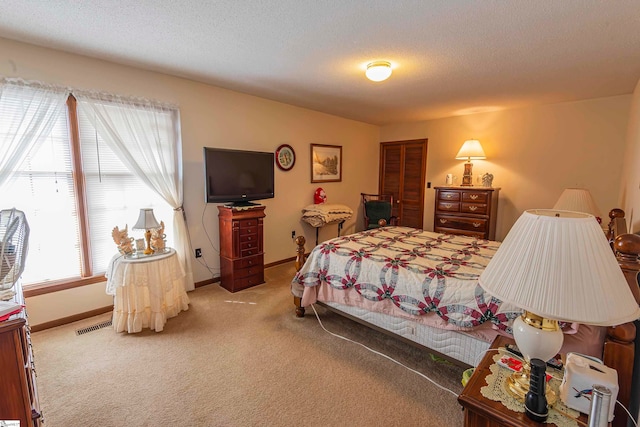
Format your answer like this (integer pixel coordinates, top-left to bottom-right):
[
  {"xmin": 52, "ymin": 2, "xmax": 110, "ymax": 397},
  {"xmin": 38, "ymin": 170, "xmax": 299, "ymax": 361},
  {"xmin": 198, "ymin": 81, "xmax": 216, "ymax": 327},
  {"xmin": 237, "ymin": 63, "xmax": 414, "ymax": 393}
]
[
  {"xmin": 218, "ymin": 205, "xmax": 266, "ymax": 292},
  {"xmin": 433, "ymin": 187, "xmax": 500, "ymax": 240},
  {"xmin": 0, "ymin": 282, "xmax": 42, "ymax": 426}
]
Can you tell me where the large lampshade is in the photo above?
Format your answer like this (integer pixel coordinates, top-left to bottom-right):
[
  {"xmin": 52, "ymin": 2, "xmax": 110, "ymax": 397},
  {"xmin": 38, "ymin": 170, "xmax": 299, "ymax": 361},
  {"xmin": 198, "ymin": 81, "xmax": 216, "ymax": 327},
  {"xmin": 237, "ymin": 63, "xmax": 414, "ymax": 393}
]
[
  {"xmin": 480, "ymin": 209, "xmax": 639, "ymax": 325},
  {"xmin": 553, "ymin": 188, "xmax": 602, "ymax": 222}
]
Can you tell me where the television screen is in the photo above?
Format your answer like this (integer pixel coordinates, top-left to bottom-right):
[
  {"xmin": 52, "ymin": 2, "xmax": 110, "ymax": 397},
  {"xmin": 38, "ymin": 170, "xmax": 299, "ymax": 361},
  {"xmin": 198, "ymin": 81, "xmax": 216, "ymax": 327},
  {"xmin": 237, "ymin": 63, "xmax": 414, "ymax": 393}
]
[{"xmin": 204, "ymin": 147, "xmax": 275, "ymax": 205}]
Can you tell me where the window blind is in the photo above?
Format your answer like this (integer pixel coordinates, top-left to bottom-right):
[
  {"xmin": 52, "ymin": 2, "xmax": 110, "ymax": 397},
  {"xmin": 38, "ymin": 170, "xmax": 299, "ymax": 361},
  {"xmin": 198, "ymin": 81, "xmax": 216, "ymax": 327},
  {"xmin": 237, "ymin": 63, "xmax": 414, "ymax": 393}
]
[{"xmin": 0, "ymin": 97, "xmax": 82, "ymax": 283}]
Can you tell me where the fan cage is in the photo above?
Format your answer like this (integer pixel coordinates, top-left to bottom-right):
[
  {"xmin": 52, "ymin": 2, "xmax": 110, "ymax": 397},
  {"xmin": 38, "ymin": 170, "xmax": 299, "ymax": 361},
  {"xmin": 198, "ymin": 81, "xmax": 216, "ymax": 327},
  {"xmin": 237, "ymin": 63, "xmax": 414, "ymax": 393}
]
[{"xmin": 0, "ymin": 208, "xmax": 29, "ymax": 291}]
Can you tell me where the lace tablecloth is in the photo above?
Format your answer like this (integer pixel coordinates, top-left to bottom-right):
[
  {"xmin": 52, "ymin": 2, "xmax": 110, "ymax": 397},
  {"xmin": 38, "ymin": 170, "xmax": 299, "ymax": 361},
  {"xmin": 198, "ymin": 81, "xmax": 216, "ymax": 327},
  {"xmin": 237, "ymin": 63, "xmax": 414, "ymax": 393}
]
[
  {"xmin": 105, "ymin": 248, "xmax": 189, "ymax": 333},
  {"xmin": 481, "ymin": 354, "xmax": 581, "ymax": 427}
]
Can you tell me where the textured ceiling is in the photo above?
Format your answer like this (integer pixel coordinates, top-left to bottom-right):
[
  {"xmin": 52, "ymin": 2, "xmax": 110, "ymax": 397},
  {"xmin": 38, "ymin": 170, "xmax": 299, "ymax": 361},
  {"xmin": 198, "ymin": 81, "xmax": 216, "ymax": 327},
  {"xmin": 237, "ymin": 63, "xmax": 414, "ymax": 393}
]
[{"xmin": 0, "ymin": 1, "xmax": 639, "ymax": 125}]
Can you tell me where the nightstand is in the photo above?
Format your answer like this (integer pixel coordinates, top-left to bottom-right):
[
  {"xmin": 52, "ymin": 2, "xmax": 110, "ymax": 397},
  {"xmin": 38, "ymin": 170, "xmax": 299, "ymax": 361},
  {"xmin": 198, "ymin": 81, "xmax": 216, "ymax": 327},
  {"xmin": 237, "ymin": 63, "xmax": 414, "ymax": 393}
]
[{"xmin": 458, "ymin": 335, "xmax": 587, "ymax": 427}]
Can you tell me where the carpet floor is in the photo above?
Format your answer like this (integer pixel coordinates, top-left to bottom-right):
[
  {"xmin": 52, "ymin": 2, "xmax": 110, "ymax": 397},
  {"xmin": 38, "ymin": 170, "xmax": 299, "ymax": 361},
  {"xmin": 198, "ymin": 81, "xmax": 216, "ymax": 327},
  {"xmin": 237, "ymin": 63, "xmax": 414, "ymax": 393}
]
[{"xmin": 31, "ymin": 262, "xmax": 466, "ymax": 426}]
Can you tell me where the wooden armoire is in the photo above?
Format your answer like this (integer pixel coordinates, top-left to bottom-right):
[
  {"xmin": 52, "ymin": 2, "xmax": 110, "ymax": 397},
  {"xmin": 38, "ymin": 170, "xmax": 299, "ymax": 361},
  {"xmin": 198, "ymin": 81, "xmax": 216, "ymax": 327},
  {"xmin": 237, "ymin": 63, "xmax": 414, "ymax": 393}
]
[{"xmin": 379, "ymin": 139, "xmax": 428, "ymax": 229}]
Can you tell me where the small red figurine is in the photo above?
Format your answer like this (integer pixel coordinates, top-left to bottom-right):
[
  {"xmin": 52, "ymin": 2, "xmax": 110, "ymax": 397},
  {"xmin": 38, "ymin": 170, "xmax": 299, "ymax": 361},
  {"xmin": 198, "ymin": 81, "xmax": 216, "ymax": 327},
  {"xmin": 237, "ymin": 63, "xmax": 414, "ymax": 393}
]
[{"xmin": 314, "ymin": 187, "xmax": 327, "ymax": 204}]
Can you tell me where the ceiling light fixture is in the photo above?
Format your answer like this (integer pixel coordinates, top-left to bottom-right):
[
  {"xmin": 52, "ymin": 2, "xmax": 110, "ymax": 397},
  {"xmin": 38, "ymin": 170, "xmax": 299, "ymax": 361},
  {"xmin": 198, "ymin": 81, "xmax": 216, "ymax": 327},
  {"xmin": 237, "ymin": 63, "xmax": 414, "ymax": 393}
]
[{"xmin": 365, "ymin": 61, "xmax": 392, "ymax": 82}]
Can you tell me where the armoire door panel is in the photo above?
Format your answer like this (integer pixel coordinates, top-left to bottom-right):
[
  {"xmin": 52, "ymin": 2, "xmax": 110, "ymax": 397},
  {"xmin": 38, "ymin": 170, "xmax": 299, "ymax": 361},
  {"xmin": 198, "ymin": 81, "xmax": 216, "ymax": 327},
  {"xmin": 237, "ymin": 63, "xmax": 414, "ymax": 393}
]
[
  {"xmin": 401, "ymin": 205, "xmax": 423, "ymax": 229},
  {"xmin": 380, "ymin": 144, "xmax": 403, "ymax": 219},
  {"xmin": 379, "ymin": 139, "xmax": 427, "ymax": 229}
]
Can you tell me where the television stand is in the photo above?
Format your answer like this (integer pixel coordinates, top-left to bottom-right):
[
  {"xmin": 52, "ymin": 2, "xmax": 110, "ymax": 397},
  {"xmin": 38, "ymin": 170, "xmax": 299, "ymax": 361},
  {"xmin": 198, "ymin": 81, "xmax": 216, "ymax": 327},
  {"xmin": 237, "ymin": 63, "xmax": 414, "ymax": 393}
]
[{"xmin": 218, "ymin": 205, "xmax": 266, "ymax": 292}]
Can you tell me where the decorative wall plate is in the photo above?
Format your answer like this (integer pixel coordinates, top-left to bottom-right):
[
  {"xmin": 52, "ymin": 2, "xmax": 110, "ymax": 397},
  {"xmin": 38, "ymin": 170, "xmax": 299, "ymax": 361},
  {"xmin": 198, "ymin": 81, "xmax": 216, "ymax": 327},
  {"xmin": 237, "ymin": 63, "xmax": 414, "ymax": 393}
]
[{"xmin": 275, "ymin": 144, "xmax": 296, "ymax": 171}]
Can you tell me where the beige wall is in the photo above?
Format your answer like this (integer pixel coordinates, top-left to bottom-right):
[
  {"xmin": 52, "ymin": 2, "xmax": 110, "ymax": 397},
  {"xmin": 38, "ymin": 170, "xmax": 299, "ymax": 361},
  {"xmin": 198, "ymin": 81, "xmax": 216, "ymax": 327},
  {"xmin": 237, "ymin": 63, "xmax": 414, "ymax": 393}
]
[
  {"xmin": 0, "ymin": 38, "xmax": 380, "ymax": 326},
  {"xmin": 381, "ymin": 96, "xmax": 631, "ymax": 240},
  {"xmin": 620, "ymin": 79, "xmax": 640, "ymax": 231}
]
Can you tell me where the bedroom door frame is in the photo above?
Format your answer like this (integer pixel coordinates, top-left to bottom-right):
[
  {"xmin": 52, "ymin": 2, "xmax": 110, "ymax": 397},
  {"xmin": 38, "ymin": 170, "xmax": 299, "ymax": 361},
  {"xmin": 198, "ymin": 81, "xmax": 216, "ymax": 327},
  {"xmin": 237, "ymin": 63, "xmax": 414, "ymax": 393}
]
[{"xmin": 379, "ymin": 139, "xmax": 428, "ymax": 229}]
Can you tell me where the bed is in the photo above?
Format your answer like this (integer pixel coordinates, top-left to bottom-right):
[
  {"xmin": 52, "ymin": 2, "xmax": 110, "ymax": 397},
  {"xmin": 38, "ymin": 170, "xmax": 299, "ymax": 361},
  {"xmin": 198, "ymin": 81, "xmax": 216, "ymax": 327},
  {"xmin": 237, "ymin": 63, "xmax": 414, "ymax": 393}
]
[{"xmin": 291, "ymin": 209, "xmax": 640, "ymax": 427}]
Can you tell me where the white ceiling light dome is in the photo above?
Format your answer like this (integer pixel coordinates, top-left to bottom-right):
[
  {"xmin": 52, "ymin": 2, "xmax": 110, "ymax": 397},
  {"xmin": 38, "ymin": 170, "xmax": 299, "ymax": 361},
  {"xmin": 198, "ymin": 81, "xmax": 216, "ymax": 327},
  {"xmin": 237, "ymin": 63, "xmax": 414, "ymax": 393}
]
[{"xmin": 365, "ymin": 61, "xmax": 392, "ymax": 82}]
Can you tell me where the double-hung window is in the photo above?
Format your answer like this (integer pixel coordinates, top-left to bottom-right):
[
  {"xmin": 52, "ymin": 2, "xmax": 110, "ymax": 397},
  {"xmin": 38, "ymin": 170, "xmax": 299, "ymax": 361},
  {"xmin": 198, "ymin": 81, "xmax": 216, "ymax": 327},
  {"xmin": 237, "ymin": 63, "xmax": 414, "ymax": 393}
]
[{"xmin": 1, "ymin": 88, "xmax": 175, "ymax": 289}]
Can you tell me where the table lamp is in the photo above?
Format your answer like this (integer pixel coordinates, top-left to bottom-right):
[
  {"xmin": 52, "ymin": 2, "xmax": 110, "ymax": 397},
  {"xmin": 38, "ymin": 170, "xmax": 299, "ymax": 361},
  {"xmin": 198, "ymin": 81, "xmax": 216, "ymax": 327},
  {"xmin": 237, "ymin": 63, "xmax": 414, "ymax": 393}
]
[
  {"xmin": 553, "ymin": 188, "xmax": 602, "ymax": 223},
  {"xmin": 132, "ymin": 208, "xmax": 161, "ymax": 255},
  {"xmin": 478, "ymin": 209, "xmax": 640, "ymax": 401},
  {"xmin": 455, "ymin": 139, "xmax": 486, "ymax": 186}
]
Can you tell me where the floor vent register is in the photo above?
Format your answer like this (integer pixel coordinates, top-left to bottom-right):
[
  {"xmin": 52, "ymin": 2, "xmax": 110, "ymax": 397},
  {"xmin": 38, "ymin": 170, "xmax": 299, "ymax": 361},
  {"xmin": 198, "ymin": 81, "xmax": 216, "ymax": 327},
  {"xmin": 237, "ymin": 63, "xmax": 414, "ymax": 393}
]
[{"xmin": 75, "ymin": 320, "xmax": 113, "ymax": 336}]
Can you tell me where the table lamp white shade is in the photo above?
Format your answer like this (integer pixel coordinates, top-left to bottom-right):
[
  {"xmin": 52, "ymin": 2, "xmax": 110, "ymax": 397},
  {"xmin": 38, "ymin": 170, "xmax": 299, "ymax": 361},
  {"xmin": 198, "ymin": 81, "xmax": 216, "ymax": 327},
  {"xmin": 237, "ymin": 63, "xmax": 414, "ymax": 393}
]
[
  {"xmin": 132, "ymin": 208, "xmax": 160, "ymax": 231},
  {"xmin": 455, "ymin": 139, "xmax": 486, "ymax": 160},
  {"xmin": 479, "ymin": 209, "xmax": 640, "ymax": 326},
  {"xmin": 455, "ymin": 140, "xmax": 486, "ymax": 186},
  {"xmin": 553, "ymin": 188, "xmax": 602, "ymax": 219}
]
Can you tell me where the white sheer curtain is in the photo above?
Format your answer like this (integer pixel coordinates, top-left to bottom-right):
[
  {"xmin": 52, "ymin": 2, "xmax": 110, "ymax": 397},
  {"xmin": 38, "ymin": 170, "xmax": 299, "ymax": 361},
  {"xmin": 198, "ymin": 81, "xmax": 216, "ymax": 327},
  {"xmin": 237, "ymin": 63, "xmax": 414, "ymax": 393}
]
[
  {"xmin": 75, "ymin": 92, "xmax": 194, "ymax": 291},
  {"xmin": 0, "ymin": 78, "xmax": 70, "ymax": 187}
]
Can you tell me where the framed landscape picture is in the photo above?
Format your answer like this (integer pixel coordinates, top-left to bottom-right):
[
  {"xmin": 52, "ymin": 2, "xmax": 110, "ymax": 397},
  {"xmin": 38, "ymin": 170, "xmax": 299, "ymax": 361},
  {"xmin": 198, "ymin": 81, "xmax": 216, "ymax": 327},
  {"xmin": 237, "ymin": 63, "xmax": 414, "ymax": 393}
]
[{"xmin": 310, "ymin": 144, "xmax": 342, "ymax": 183}]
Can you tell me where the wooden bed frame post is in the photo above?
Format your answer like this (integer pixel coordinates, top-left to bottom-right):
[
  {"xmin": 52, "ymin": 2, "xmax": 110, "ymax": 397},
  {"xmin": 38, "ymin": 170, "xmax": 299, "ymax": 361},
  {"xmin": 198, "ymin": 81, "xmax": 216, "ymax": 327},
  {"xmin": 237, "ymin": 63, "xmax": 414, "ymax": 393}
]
[
  {"xmin": 608, "ymin": 230, "xmax": 640, "ymax": 427},
  {"xmin": 294, "ymin": 236, "xmax": 306, "ymax": 318}
]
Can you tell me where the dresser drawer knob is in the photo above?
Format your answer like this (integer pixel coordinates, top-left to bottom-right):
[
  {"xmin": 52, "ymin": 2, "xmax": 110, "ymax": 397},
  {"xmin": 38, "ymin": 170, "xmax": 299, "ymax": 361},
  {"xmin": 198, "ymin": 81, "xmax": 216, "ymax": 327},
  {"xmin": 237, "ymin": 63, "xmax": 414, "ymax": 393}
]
[
  {"xmin": 470, "ymin": 194, "xmax": 478, "ymax": 200},
  {"xmin": 469, "ymin": 206, "xmax": 478, "ymax": 211},
  {"xmin": 443, "ymin": 203, "xmax": 452, "ymax": 208},
  {"xmin": 439, "ymin": 219, "xmax": 448, "ymax": 224},
  {"xmin": 473, "ymin": 222, "xmax": 482, "ymax": 227},
  {"xmin": 445, "ymin": 194, "xmax": 453, "ymax": 199}
]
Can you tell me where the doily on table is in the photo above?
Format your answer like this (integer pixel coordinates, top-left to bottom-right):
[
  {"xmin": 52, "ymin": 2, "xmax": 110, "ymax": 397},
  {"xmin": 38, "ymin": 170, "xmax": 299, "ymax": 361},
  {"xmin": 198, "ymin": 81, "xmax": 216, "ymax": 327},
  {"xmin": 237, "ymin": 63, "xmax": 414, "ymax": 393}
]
[{"xmin": 480, "ymin": 354, "xmax": 581, "ymax": 427}]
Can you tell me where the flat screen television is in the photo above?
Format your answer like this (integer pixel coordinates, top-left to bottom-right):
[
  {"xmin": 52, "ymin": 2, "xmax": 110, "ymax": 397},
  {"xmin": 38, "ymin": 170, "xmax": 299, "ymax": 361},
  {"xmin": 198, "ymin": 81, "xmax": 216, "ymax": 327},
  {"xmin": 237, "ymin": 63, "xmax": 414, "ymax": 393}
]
[{"xmin": 204, "ymin": 147, "xmax": 275, "ymax": 205}]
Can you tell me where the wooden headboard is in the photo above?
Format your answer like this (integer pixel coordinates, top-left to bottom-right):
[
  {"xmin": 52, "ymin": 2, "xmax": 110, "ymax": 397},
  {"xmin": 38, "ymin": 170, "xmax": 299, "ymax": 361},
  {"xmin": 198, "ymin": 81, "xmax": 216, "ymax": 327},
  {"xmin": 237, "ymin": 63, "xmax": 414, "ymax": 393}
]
[{"xmin": 604, "ymin": 208, "xmax": 640, "ymax": 427}]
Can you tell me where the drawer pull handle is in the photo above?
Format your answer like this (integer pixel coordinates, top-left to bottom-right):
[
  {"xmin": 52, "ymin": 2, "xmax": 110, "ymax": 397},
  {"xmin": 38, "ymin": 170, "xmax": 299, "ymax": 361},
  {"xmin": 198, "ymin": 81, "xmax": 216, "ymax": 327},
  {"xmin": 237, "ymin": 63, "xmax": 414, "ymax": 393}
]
[
  {"xmin": 247, "ymin": 251, "xmax": 253, "ymax": 255},
  {"xmin": 445, "ymin": 194, "xmax": 453, "ymax": 199},
  {"xmin": 469, "ymin": 206, "xmax": 477, "ymax": 211},
  {"xmin": 439, "ymin": 219, "xmax": 447, "ymax": 224},
  {"xmin": 470, "ymin": 194, "xmax": 478, "ymax": 200},
  {"xmin": 443, "ymin": 203, "xmax": 452, "ymax": 208},
  {"xmin": 248, "ymin": 260, "xmax": 253, "ymax": 265},
  {"xmin": 473, "ymin": 222, "xmax": 482, "ymax": 228},
  {"xmin": 248, "ymin": 236, "xmax": 252, "ymax": 240}
]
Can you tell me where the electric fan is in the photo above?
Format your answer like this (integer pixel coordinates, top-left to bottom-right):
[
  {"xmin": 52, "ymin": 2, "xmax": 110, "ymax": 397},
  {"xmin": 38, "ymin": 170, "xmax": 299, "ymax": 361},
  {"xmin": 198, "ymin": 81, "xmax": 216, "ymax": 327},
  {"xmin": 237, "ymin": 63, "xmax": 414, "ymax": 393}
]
[{"xmin": 0, "ymin": 208, "xmax": 29, "ymax": 294}]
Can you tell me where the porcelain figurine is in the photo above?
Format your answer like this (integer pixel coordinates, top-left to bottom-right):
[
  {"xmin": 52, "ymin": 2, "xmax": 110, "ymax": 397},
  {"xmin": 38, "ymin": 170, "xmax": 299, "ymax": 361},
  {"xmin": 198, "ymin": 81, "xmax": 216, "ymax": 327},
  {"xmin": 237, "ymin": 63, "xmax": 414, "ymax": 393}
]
[
  {"xmin": 150, "ymin": 220, "xmax": 166, "ymax": 251},
  {"xmin": 112, "ymin": 225, "xmax": 134, "ymax": 254},
  {"xmin": 482, "ymin": 173, "xmax": 494, "ymax": 187}
]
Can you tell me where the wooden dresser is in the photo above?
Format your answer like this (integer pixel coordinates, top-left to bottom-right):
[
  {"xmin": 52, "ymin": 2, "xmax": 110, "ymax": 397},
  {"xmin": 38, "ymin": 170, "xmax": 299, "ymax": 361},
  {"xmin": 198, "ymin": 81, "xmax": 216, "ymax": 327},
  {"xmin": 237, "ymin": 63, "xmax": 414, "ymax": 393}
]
[
  {"xmin": 433, "ymin": 186, "xmax": 500, "ymax": 240},
  {"xmin": 0, "ymin": 282, "xmax": 42, "ymax": 426},
  {"xmin": 218, "ymin": 205, "xmax": 266, "ymax": 292}
]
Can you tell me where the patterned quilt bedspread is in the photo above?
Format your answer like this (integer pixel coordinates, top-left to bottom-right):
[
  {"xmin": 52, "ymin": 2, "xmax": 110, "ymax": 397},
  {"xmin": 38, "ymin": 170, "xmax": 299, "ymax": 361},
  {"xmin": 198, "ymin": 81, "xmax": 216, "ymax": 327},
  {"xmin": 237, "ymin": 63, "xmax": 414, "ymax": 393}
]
[{"xmin": 292, "ymin": 226, "xmax": 522, "ymax": 332}]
